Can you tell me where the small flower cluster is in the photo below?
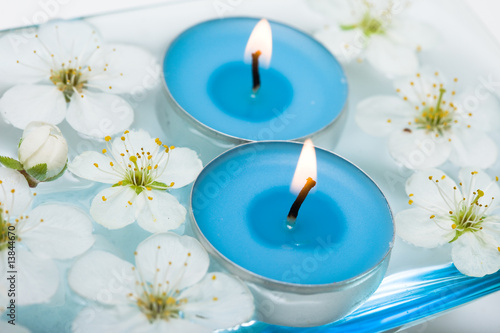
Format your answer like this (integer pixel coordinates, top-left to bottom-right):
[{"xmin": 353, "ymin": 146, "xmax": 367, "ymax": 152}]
[{"xmin": 0, "ymin": 20, "xmax": 255, "ymax": 333}]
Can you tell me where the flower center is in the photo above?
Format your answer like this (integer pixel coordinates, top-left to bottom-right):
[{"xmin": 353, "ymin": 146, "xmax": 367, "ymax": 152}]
[
  {"xmin": 450, "ymin": 189, "xmax": 489, "ymax": 242},
  {"xmin": 359, "ymin": 12, "xmax": 384, "ymax": 36},
  {"xmin": 99, "ymin": 134, "xmax": 175, "ymax": 197},
  {"xmin": 136, "ymin": 291, "xmax": 187, "ymax": 322},
  {"xmin": 0, "ymin": 211, "xmax": 9, "ymax": 251},
  {"xmin": 0, "ymin": 208, "xmax": 18, "ymax": 251},
  {"xmin": 414, "ymin": 88, "xmax": 454, "ymax": 135},
  {"xmin": 50, "ymin": 67, "xmax": 86, "ymax": 102},
  {"xmin": 341, "ymin": 12, "xmax": 385, "ymax": 36}
]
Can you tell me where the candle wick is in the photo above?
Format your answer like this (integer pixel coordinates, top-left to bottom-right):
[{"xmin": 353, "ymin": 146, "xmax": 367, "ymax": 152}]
[
  {"xmin": 286, "ymin": 177, "xmax": 316, "ymax": 228},
  {"xmin": 252, "ymin": 50, "xmax": 262, "ymax": 93}
]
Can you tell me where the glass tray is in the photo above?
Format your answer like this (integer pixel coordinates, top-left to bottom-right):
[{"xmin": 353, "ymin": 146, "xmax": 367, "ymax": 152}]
[{"xmin": 1, "ymin": 0, "xmax": 500, "ymax": 331}]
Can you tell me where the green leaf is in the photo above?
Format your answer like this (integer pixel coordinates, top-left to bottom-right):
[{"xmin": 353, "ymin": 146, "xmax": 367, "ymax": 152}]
[
  {"xmin": 43, "ymin": 162, "xmax": 67, "ymax": 182},
  {"xmin": 0, "ymin": 156, "xmax": 23, "ymax": 170},
  {"xmin": 26, "ymin": 163, "xmax": 48, "ymax": 181}
]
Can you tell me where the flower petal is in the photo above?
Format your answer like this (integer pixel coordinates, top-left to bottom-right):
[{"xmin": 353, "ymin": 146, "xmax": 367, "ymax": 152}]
[
  {"xmin": 86, "ymin": 44, "xmax": 159, "ymax": 95},
  {"xmin": 0, "ymin": 85, "xmax": 66, "ymax": 129},
  {"xmin": 135, "ymin": 233, "xmax": 209, "ymax": 291},
  {"xmin": 458, "ymin": 168, "xmax": 500, "ymax": 207},
  {"xmin": 66, "ymin": 90, "xmax": 133, "ymax": 138},
  {"xmin": 18, "ymin": 121, "xmax": 62, "ymax": 166},
  {"xmin": 387, "ymin": 18, "xmax": 438, "ymax": 51},
  {"xmin": 462, "ymin": 91, "xmax": 500, "ymax": 132},
  {"xmin": 69, "ymin": 151, "xmax": 122, "ymax": 184},
  {"xmin": 396, "ymin": 208, "xmax": 455, "ymax": 248},
  {"xmin": 136, "ymin": 191, "xmax": 186, "ymax": 233},
  {"xmin": 21, "ymin": 204, "xmax": 94, "ymax": 260},
  {"xmin": 306, "ymin": 0, "xmax": 365, "ymax": 25},
  {"xmin": 312, "ymin": 26, "xmax": 364, "ymax": 63},
  {"xmin": 90, "ymin": 186, "xmax": 137, "ymax": 230},
  {"xmin": 355, "ymin": 95, "xmax": 413, "ymax": 137},
  {"xmin": 388, "ymin": 130, "xmax": 451, "ymax": 169},
  {"xmin": 18, "ymin": 122, "xmax": 68, "ymax": 179},
  {"xmin": 180, "ymin": 272, "xmax": 254, "ymax": 330},
  {"xmin": 68, "ymin": 250, "xmax": 135, "ymax": 305},
  {"xmin": 452, "ymin": 231, "xmax": 500, "ymax": 277},
  {"xmin": 365, "ymin": 35, "xmax": 418, "ymax": 78},
  {"xmin": 154, "ymin": 319, "xmax": 207, "ymax": 333},
  {"xmin": 405, "ymin": 168, "xmax": 458, "ymax": 213},
  {"xmin": 449, "ymin": 128, "xmax": 497, "ymax": 169},
  {"xmin": 111, "ymin": 130, "xmax": 159, "ymax": 159},
  {"xmin": 0, "ymin": 167, "xmax": 32, "ymax": 217},
  {"xmin": 393, "ymin": 70, "xmax": 447, "ymax": 106},
  {"xmin": 0, "ymin": 33, "xmax": 48, "ymax": 90},
  {"xmin": 72, "ymin": 306, "xmax": 206, "ymax": 333},
  {"xmin": 37, "ymin": 21, "xmax": 102, "ymax": 66},
  {"xmin": 17, "ymin": 248, "xmax": 59, "ymax": 305},
  {"xmin": 156, "ymin": 148, "xmax": 202, "ymax": 189}
]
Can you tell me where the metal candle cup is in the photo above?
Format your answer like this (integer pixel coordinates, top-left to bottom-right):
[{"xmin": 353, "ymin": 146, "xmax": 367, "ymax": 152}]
[
  {"xmin": 190, "ymin": 141, "xmax": 394, "ymax": 327},
  {"xmin": 160, "ymin": 18, "xmax": 348, "ymax": 163}
]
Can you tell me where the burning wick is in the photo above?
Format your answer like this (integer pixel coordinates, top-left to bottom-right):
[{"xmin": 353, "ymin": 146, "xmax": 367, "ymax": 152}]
[
  {"xmin": 286, "ymin": 177, "xmax": 317, "ymax": 229},
  {"xmin": 244, "ymin": 19, "xmax": 272, "ymax": 96},
  {"xmin": 252, "ymin": 50, "xmax": 262, "ymax": 93}
]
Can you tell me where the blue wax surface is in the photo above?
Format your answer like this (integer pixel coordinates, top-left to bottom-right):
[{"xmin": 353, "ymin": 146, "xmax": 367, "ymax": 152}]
[
  {"xmin": 191, "ymin": 142, "xmax": 394, "ymax": 285},
  {"xmin": 164, "ymin": 18, "xmax": 348, "ymax": 141}
]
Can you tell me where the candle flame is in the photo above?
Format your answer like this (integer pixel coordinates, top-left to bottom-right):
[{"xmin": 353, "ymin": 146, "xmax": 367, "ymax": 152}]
[
  {"xmin": 290, "ymin": 139, "xmax": 317, "ymax": 194},
  {"xmin": 244, "ymin": 19, "xmax": 272, "ymax": 68}
]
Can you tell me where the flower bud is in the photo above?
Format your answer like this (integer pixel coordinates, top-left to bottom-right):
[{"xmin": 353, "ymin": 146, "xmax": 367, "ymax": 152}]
[{"xmin": 18, "ymin": 122, "xmax": 68, "ymax": 180}]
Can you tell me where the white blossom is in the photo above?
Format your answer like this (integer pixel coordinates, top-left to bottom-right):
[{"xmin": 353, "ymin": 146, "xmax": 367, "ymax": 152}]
[
  {"xmin": 356, "ymin": 71, "xmax": 500, "ymax": 169},
  {"xmin": 0, "ymin": 21, "xmax": 159, "ymax": 138},
  {"xmin": 396, "ymin": 168, "xmax": 500, "ymax": 277},
  {"xmin": 68, "ymin": 130, "xmax": 203, "ymax": 233},
  {"xmin": 69, "ymin": 233, "xmax": 255, "ymax": 333},
  {"xmin": 0, "ymin": 167, "xmax": 95, "ymax": 306},
  {"xmin": 18, "ymin": 122, "xmax": 68, "ymax": 179},
  {"xmin": 307, "ymin": 0, "xmax": 437, "ymax": 77}
]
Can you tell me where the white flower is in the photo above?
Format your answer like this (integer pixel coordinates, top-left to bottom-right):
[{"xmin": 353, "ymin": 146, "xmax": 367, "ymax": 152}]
[
  {"xmin": 69, "ymin": 232, "xmax": 255, "ymax": 333},
  {"xmin": 19, "ymin": 121, "xmax": 68, "ymax": 178},
  {"xmin": 306, "ymin": 0, "xmax": 437, "ymax": 77},
  {"xmin": 356, "ymin": 71, "xmax": 500, "ymax": 169},
  {"xmin": 0, "ymin": 167, "xmax": 95, "ymax": 306},
  {"xmin": 396, "ymin": 168, "xmax": 500, "ymax": 277},
  {"xmin": 0, "ymin": 21, "xmax": 159, "ymax": 138},
  {"xmin": 68, "ymin": 130, "xmax": 203, "ymax": 233}
]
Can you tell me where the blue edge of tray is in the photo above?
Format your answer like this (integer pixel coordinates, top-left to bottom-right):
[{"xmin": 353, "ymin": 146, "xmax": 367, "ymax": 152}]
[{"xmin": 234, "ymin": 263, "xmax": 500, "ymax": 332}]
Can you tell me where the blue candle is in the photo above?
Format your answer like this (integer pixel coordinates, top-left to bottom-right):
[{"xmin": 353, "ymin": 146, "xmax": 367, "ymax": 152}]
[
  {"xmin": 163, "ymin": 18, "xmax": 348, "ymax": 141},
  {"xmin": 190, "ymin": 141, "xmax": 394, "ymax": 326}
]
